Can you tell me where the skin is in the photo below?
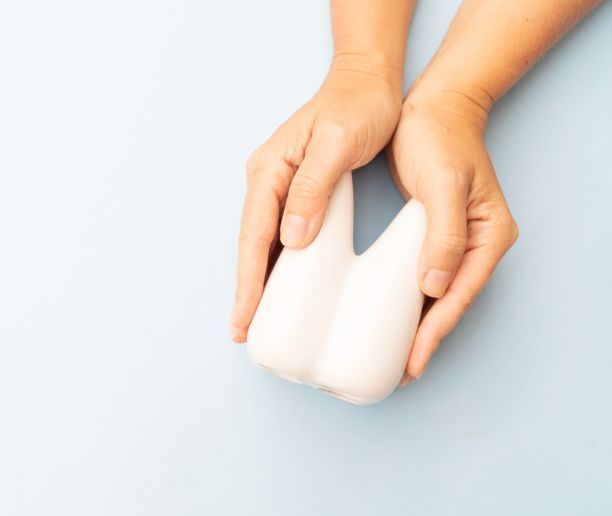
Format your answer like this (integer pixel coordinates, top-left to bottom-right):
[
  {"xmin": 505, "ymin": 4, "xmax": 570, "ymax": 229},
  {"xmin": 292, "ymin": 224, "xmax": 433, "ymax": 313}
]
[
  {"xmin": 394, "ymin": 0, "xmax": 600, "ymax": 384},
  {"xmin": 230, "ymin": 0, "xmax": 416, "ymax": 343},
  {"xmin": 231, "ymin": 0, "xmax": 600, "ymax": 385}
]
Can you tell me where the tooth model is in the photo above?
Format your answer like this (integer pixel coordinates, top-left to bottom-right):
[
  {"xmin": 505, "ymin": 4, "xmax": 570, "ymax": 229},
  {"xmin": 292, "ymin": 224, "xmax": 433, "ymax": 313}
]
[{"xmin": 247, "ymin": 171, "xmax": 426, "ymax": 404}]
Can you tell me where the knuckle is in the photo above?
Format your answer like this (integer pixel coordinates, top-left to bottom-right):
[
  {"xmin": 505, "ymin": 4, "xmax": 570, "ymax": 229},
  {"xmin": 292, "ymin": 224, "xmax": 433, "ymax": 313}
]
[
  {"xmin": 508, "ymin": 218, "xmax": 520, "ymax": 245},
  {"xmin": 316, "ymin": 120, "xmax": 351, "ymax": 145},
  {"xmin": 415, "ymin": 321, "xmax": 442, "ymax": 346},
  {"xmin": 245, "ymin": 148, "xmax": 266, "ymax": 180},
  {"xmin": 428, "ymin": 232, "xmax": 467, "ymax": 256},
  {"xmin": 238, "ymin": 224, "xmax": 272, "ymax": 246},
  {"xmin": 432, "ymin": 165, "xmax": 471, "ymax": 190},
  {"xmin": 496, "ymin": 213, "xmax": 520, "ymax": 248},
  {"xmin": 288, "ymin": 174, "xmax": 323, "ymax": 202},
  {"xmin": 245, "ymin": 145, "xmax": 295, "ymax": 194},
  {"xmin": 235, "ymin": 278, "xmax": 264, "ymax": 301},
  {"xmin": 483, "ymin": 201, "xmax": 519, "ymax": 250},
  {"xmin": 448, "ymin": 288, "xmax": 475, "ymax": 316},
  {"xmin": 238, "ymin": 222, "xmax": 252, "ymax": 243}
]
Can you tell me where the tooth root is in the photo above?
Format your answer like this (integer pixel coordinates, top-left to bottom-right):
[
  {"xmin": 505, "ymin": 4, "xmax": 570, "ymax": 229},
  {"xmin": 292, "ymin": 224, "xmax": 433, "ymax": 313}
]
[
  {"xmin": 247, "ymin": 171, "xmax": 426, "ymax": 404},
  {"xmin": 306, "ymin": 170, "xmax": 355, "ymax": 256}
]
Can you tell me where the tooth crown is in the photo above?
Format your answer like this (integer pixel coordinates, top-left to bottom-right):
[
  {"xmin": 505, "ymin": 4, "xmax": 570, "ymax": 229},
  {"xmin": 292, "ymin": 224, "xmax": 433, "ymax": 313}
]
[{"xmin": 247, "ymin": 171, "xmax": 426, "ymax": 405}]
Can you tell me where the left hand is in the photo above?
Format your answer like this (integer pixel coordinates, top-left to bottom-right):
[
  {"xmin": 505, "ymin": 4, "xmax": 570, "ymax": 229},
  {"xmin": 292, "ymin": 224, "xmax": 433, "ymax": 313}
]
[{"xmin": 231, "ymin": 59, "xmax": 403, "ymax": 343}]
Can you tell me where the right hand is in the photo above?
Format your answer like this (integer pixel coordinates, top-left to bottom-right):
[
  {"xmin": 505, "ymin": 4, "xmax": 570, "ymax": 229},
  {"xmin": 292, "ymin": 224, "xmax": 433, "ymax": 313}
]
[
  {"xmin": 387, "ymin": 88, "xmax": 519, "ymax": 384},
  {"xmin": 230, "ymin": 58, "xmax": 403, "ymax": 343}
]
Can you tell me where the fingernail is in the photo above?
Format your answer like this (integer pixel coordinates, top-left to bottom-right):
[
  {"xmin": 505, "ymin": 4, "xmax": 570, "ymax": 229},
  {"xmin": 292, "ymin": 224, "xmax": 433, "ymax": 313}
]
[
  {"xmin": 281, "ymin": 214, "xmax": 308, "ymax": 247},
  {"xmin": 230, "ymin": 324, "xmax": 244, "ymax": 343},
  {"xmin": 399, "ymin": 371, "xmax": 416, "ymax": 387},
  {"xmin": 423, "ymin": 269, "xmax": 452, "ymax": 297}
]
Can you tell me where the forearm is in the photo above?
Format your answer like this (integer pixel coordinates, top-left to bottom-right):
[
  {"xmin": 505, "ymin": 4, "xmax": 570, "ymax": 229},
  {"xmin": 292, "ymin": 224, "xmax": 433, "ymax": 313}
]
[
  {"xmin": 410, "ymin": 0, "xmax": 600, "ymax": 112},
  {"xmin": 329, "ymin": 0, "xmax": 416, "ymax": 93}
]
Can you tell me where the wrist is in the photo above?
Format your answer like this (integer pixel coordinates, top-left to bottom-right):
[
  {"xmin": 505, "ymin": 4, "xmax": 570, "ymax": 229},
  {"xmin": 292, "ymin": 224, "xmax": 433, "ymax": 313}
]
[
  {"xmin": 404, "ymin": 72, "xmax": 493, "ymax": 133},
  {"xmin": 329, "ymin": 52, "xmax": 404, "ymax": 97}
]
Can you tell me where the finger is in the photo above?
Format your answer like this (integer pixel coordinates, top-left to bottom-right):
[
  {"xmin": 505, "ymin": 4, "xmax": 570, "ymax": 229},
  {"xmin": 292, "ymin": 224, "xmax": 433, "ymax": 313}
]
[
  {"xmin": 385, "ymin": 143, "xmax": 411, "ymax": 201},
  {"xmin": 280, "ymin": 123, "xmax": 350, "ymax": 248},
  {"xmin": 230, "ymin": 165, "xmax": 291, "ymax": 343},
  {"xmin": 406, "ymin": 232, "xmax": 514, "ymax": 379},
  {"xmin": 419, "ymin": 171, "xmax": 469, "ymax": 298},
  {"xmin": 265, "ymin": 229, "xmax": 283, "ymax": 282}
]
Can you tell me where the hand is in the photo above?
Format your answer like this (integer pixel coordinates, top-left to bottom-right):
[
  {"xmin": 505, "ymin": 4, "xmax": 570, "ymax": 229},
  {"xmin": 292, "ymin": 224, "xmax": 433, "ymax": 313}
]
[
  {"xmin": 387, "ymin": 89, "xmax": 519, "ymax": 384},
  {"xmin": 231, "ymin": 58, "xmax": 403, "ymax": 343}
]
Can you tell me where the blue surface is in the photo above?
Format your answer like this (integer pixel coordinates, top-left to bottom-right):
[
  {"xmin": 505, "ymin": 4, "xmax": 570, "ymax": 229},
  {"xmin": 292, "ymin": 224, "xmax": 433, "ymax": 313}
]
[{"xmin": 0, "ymin": 1, "xmax": 611, "ymax": 515}]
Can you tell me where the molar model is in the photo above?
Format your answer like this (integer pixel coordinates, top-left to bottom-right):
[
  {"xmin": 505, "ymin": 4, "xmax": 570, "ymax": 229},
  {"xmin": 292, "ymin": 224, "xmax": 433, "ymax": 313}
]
[{"xmin": 247, "ymin": 171, "xmax": 426, "ymax": 404}]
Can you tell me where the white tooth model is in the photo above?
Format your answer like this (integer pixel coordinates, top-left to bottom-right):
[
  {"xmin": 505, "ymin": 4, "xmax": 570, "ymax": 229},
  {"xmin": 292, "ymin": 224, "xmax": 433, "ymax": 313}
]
[{"xmin": 247, "ymin": 171, "xmax": 426, "ymax": 405}]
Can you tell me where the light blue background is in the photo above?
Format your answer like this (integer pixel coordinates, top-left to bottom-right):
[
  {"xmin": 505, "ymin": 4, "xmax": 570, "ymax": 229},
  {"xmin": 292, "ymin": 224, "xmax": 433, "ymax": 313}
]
[{"xmin": 0, "ymin": 1, "xmax": 611, "ymax": 515}]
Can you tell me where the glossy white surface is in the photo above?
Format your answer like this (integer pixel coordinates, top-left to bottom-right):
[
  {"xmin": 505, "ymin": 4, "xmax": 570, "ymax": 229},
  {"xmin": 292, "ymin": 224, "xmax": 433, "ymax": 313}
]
[{"xmin": 248, "ymin": 171, "xmax": 425, "ymax": 404}]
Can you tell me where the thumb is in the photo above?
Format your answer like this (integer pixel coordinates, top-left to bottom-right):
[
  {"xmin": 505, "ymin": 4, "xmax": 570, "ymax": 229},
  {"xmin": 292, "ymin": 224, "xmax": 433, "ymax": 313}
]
[
  {"xmin": 280, "ymin": 124, "xmax": 349, "ymax": 248},
  {"xmin": 419, "ymin": 174, "xmax": 468, "ymax": 298}
]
